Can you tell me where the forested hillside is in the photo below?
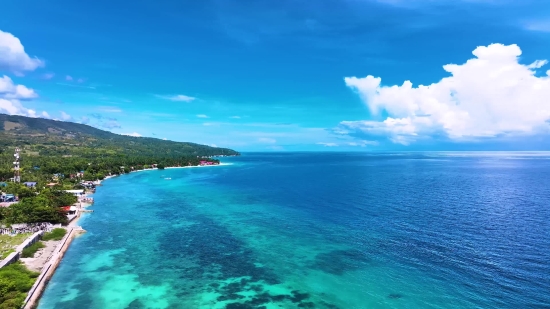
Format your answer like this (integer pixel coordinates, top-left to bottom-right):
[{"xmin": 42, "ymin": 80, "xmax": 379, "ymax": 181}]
[{"xmin": 0, "ymin": 114, "xmax": 239, "ymax": 182}]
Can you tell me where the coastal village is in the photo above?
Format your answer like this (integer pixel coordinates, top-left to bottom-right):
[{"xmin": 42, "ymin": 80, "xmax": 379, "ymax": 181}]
[{"xmin": 0, "ymin": 146, "xmax": 224, "ymax": 308}]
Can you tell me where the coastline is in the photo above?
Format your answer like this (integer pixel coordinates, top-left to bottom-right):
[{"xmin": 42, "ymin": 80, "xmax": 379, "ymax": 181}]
[
  {"xmin": 100, "ymin": 162, "xmax": 233, "ymax": 181},
  {"xmin": 26, "ymin": 161, "xmax": 231, "ymax": 308},
  {"xmin": 22, "ymin": 226, "xmax": 85, "ymax": 309}
]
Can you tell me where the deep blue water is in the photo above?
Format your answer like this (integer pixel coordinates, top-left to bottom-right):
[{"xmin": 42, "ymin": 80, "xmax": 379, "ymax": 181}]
[{"xmin": 38, "ymin": 152, "xmax": 550, "ymax": 308}]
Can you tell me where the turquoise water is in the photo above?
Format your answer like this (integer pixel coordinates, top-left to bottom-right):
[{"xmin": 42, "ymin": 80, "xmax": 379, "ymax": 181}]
[{"xmin": 38, "ymin": 153, "xmax": 550, "ymax": 308}]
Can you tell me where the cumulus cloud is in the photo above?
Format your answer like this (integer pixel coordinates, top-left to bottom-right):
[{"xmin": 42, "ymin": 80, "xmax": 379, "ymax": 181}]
[
  {"xmin": 60, "ymin": 111, "xmax": 71, "ymax": 121},
  {"xmin": 122, "ymin": 132, "xmax": 142, "ymax": 137},
  {"xmin": 0, "ymin": 75, "xmax": 38, "ymax": 100},
  {"xmin": 0, "ymin": 75, "xmax": 43, "ymax": 117},
  {"xmin": 197, "ymin": 114, "xmax": 209, "ymax": 118},
  {"xmin": 157, "ymin": 94, "xmax": 196, "ymax": 102},
  {"xmin": 0, "ymin": 30, "xmax": 44, "ymax": 73},
  {"xmin": 65, "ymin": 75, "xmax": 73, "ymax": 81},
  {"xmin": 342, "ymin": 43, "xmax": 550, "ymax": 145},
  {"xmin": 317, "ymin": 142, "xmax": 338, "ymax": 147}
]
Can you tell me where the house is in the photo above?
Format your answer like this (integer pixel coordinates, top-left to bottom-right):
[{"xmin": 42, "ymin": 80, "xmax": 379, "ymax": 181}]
[
  {"xmin": 61, "ymin": 206, "xmax": 77, "ymax": 215},
  {"xmin": 46, "ymin": 183, "xmax": 58, "ymax": 187},
  {"xmin": 1, "ymin": 194, "xmax": 16, "ymax": 202},
  {"xmin": 65, "ymin": 190, "xmax": 85, "ymax": 197},
  {"xmin": 23, "ymin": 182, "xmax": 37, "ymax": 188}
]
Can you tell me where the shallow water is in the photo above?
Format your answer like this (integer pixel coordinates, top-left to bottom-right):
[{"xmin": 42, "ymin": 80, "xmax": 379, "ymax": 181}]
[{"xmin": 38, "ymin": 152, "xmax": 550, "ymax": 308}]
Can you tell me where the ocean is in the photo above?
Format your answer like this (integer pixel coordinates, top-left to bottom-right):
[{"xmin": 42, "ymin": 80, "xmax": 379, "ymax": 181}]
[{"xmin": 38, "ymin": 152, "xmax": 550, "ymax": 309}]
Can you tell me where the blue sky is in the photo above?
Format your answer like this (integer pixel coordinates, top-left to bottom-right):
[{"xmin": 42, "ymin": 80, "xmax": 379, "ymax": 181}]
[{"xmin": 1, "ymin": 0, "xmax": 549, "ymax": 151}]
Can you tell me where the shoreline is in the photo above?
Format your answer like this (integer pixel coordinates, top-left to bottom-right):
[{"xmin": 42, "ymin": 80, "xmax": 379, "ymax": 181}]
[
  {"xmin": 22, "ymin": 226, "xmax": 85, "ymax": 309},
  {"xmin": 100, "ymin": 162, "xmax": 233, "ymax": 182},
  {"xmin": 25, "ymin": 160, "xmax": 232, "ymax": 308}
]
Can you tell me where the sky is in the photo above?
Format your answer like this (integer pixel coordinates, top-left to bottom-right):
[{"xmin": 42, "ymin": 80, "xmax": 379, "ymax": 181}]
[{"xmin": 1, "ymin": 0, "xmax": 549, "ymax": 151}]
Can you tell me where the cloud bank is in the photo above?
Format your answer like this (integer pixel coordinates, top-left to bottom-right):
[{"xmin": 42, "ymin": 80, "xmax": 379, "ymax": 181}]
[{"xmin": 341, "ymin": 43, "xmax": 550, "ymax": 145}]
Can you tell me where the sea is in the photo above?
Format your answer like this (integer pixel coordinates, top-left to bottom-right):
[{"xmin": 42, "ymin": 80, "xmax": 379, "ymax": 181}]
[{"xmin": 38, "ymin": 152, "xmax": 550, "ymax": 309}]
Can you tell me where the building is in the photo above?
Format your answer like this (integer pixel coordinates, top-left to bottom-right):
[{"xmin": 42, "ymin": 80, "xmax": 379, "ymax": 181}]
[
  {"xmin": 23, "ymin": 182, "xmax": 37, "ymax": 188},
  {"xmin": 1, "ymin": 194, "xmax": 16, "ymax": 202},
  {"xmin": 64, "ymin": 190, "xmax": 85, "ymax": 197},
  {"xmin": 61, "ymin": 206, "xmax": 77, "ymax": 215}
]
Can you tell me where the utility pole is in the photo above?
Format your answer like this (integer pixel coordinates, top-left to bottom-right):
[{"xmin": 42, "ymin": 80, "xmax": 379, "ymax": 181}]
[{"xmin": 13, "ymin": 147, "xmax": 21, "ymax": 183}]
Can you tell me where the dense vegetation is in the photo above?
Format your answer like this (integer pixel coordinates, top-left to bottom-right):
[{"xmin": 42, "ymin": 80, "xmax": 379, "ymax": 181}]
[
  {"xmin": 41, "ymin": 228, "xmax": 66, "ymax": 241},
  {"xmin": 0, "ymin": 114, "xmax": 239, "ymax": 183},
  {"xmin": 0, "ymin": 113, "xmax": 238, "ymax": 224},
  {"xmin": 0, "ymin": 263, "xmax": 39, "ymax": 309},
  {"xmin": 0, "ymin": 185, "xmax": 75, "ymax": 225}
]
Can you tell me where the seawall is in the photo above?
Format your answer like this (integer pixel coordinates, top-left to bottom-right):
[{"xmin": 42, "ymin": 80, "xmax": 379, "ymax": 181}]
[
  {"xmin": 0, "ymin": 231, "xmax": 44, "ymax": 269},
  {"xmin": 22, "ymin": 226, "xmax": 85, "ymax": 309}
]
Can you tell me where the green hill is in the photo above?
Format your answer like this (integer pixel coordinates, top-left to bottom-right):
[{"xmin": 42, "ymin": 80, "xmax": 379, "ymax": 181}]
[{"xmin": 0, "ymin": 113, "xmax": 239, "ymax": 181}]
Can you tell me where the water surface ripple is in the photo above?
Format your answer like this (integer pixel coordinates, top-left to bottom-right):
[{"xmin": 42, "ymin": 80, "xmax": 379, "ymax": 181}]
[{"xmin": 38, "ymin": 152, "xmax": 550, "ymax": 308}]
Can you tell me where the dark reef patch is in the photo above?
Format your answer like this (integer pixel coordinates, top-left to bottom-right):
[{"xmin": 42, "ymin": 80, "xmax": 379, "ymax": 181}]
[
  {"xmin": 125, "ymin": 299, "xmax": 145, "ymax": 309},
  {"xmin": 388, "ymin": 293, "xmax": 403, "ymax": 299},
  {"xmin": 157, "ymin": 213, "xmax": 280, "ymax": 285}
]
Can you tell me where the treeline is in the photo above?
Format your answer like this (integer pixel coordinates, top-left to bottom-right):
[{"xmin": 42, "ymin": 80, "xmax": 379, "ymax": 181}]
[
  {"xmin": 0, "ymin": 185, "xmax": 76, "ymax": 225},
  {"xmin": 0, "ymin": 152, "xmax": 222, "ymax": 183}
]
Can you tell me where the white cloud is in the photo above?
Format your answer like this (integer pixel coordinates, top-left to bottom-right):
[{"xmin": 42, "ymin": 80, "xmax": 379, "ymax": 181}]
[
  {"xmin": 162, "ymin": 138, "xmax": 167, "ymax": 140},
  {"xmin": 197, "ymin": 114, "xmax": 209, "ymax": 118},
  {"xmin": 0, "ymin": 75, "xmax": 38, "ymax": 100},
  {"xmin": 0, "ymin": 75, "xmax": 42, "ymax": 117},
  {"xmin": 157, "ymin": 94, "xmax": 196, "ymax": 102},
  {"xmin": 317, "ymin": 142, "xmax": 338, "ymax": 147},
  {"xmin": 66, "ymin": 75, "xmax": 73, "ymax": 81},
  {"xmin": 121, "ymin": 132, "xmax": 142, "ymax": 137},
  {"xmin": 343, "ymin": 43, "xmax": 550, "ymax": 145},
  {"xmin": 230, "ymin": 116, "xmax": 241, "ymax": 119},
  {"xmin": 210, "ymin": 144, "xmax": 218, "ymax": 147},
  {"xmin": 60, "ymin": 111, "xmax": 71, "ymax": 121},
  {"xmin": 0, "ymin": 30, "xmax": 44, "ymax": 73},
  {"xmin": 41, "ymin": 111, "xmax": 50, "ymax": 118},
  {"xmin": 348, "ymin": 140, "xmax": 379, "ymax": 147},
  {"xmin": 258, "ymin": 137, "xmax": 277, "ymax": 143}
]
